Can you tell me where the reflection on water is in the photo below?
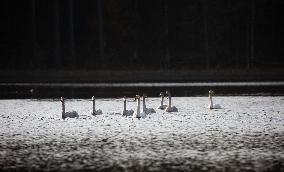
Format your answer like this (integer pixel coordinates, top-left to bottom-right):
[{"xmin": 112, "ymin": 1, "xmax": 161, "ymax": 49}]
[
  {"xmin": 0, "ymin": 97, "xmax": 284, "ymax": 171},
  {"xmin": 1, "ymin": 82, "xmax": 284, "ymax": 98},
  {"xmin": 1, "ymin": 81, "xmax": 284, "ymax": 87}
]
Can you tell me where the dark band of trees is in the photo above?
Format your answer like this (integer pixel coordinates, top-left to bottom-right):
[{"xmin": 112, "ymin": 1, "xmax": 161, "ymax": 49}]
[{"xmin": 1, "ymin": 0, "xmax": 284, "ymax": 70}]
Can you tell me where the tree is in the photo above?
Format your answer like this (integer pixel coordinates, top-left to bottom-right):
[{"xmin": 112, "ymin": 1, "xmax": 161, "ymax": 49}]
[
  {"xmin": 162, "ymin": 0, "xmax": 170, "ymax": 69},
  {"xmin": 202, "ymin": 0, "xmax": 210, "ymax": 69},
  {"xmin": 31, "ymin": 0, "xmax": 37, "ymax": 68},
  {"xmin": 54, "ymin": 0, "xmax": 61, "ymax": 68},
  {"xmin": 97, "ymin": 0, "xmax": 105, "ymax": 67},
  {"xmin": 250, "ymin": 0, "xmax": 255, "ymax": 68},
  {"xmin": 247, "ymin": 0, "xmax": 255, "ymax": 69},
  {"xmin": 69, "ymin": 0, "xmax": 76, "ymax": 68}
]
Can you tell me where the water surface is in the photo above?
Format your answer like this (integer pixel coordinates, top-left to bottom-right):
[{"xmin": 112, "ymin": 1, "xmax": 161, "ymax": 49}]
[{"xmin": 0, "ymin": 96, "xmax": 283, "ymax": 171}]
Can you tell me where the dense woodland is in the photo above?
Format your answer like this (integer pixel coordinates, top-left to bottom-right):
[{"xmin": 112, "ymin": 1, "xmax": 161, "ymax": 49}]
[{"xmin": 1, "ymin": 0, "xmax": 284, "ymax": 70}]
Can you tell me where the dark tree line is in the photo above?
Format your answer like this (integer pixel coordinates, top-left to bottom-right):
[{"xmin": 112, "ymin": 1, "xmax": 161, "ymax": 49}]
[{"xmin": 0, "ymin": 0, "xmax": 283, "ymax": 70}]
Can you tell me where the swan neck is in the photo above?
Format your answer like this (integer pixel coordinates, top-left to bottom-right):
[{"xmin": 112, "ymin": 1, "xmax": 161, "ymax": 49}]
[
  {"xmin": 123, "ymin": 100, "xmax": 126, "ymax": 111},
  {"xmin": 93, "ymin": 99, "xmax": 96, "ymax": 112},
  {"xmin": 62, "ymin": 101, "xmax": 65, "ymax": 114},
  {"xmin": 142, "ymin": 97, "xmax": 146, "ymax": 112},
  {"xmin": 161, "ymin": 96, "xmax": 164, "ymax": 106},
  {"xmin": 168, "ymin": 95, "xmax": 171, "ymax": 108},
  {"xmin": 209, "ymin": 95, "xmax": 213, "ymax": 107},
  {"xmin": 136, "ymin": 98, "xmax": 140, "ymax": 115}
]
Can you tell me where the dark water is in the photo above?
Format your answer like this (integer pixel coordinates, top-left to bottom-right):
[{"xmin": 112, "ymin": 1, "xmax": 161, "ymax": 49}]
[{"xmin": 1, "ymin": 82, "xmax": 284, "ymax": 98}]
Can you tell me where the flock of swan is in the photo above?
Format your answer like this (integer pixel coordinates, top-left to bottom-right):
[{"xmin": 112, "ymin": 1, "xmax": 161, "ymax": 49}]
[{"xmin": 61, "ymin": 90, "xmax": 221, "ymax": 120}]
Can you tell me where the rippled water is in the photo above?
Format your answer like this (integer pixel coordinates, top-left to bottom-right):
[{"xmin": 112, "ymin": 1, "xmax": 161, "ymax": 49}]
[
  {"xmin": 0, "ymin": 97, "xmax": 284, "ymax": 171},
  {"xmin": 1, "ymin": 81, "xmax": 284, "ymax": 87}
]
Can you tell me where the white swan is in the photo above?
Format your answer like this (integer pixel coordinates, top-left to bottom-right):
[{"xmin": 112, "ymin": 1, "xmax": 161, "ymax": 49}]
[
  {"xmin": 91, "ymin": 96, "xmax": 103, "ymax": 115},
  {"xmin": 142, "ymin": 94, "xmax": 156, "ymax": 114},
  {"xmin": 61, "ymin": 97, "xmax": 79, "ymax": 119},
  {"xmin": 207, "ymin": 90, "xmax": 221, "ymax": 109},
  {"xmin": 122, "ymin": 96, "xmax": 134, "ymax": 116},
  {"xmin": 133, "ymin": 95, "xmax": 146, "ymax": 118},
  {"xmin": 165, "ymin": 91, "xmax": 178, "ymax": 112},
  {"xmin": 157, "ymin": 92, "xmax": 167, "ymax": 110}
]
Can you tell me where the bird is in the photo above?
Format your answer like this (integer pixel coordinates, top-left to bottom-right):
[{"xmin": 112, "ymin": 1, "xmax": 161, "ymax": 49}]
[
  {"xmin": 207, "ymin": 90, "xmax": 221, "ymax": 109},
  {"xmin": 122, "ymin": 96, "xmax": 134, "ymax": 116},
  {"xmin": 142, "ymin": 94, "xmax": 156, "ymax": 114},
  {"xmin": 157, "ymin": 92, "xmax": 167, "ymax": 110},
  {"xmin": 165, "ymin": 91, "xmax": 178, "ymax": 112},
  {"xmin": 61, "ymin": 97, "xmax": 79, "ymax": 120},
  {"xmin": 91, "ymin": 96, "xmax": 103, "ymax": 115},
  {"xmin": 133, "ymin": 95, "xmax": 146, "ymax": 118}
]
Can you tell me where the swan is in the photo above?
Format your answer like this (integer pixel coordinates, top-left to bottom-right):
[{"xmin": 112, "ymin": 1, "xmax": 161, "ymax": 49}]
[
  {"xmin": 61, "ymin": 97, "xmax": 79, "ymax": 120},
  {"xmin": 207, "ymin": 90, "xmax": 221, "ymax": 109},
  {"xmin": 165, "ymin": 91, "xmax": 178, "ymax": 112},
  {"xmin": 142, "ymin": 94, "xmax": 156, "ymax": 114},
  {"xmin": 122, "ymin": 96, "xmax": 134, "ymax": 116},
  {"xmin": 91, "ymin": 96, "xmax": 103, "ymax": 115},
  {"xmin": 157, "ymin": 92, "xmax": 167, "ymax": 110},
  {"xmin": 133, "ymin": 95, "xmax": 146, "ymax": 118}
]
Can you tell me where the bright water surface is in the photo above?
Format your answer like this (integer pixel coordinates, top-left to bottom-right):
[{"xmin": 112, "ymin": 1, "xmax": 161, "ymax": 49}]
[{"xmin": 0, "ymin": 97, "xmax": 284, "ymax": 171}]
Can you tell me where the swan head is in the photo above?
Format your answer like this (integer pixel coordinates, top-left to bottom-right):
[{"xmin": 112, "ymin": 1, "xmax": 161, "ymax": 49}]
[
  {"xmin": 135, "ymin": 95, "xmax": 140, "ymax": 100},
  {"xmin": 209, "ymin": 90, "xmax": 215, "ymax": 96},
  {"xmin": 123, "ymin": 96, "xmax": 127, "ymax": 101},
  {"xmin": 60, "ymin": 97, "xmax": 64, "ymax": 102},
  {"xmin": 165, "ymin": 91, "xmax": 171, "ymax": 97},
  {"xmin": 159, "ymin": 92, "xmax": 165, "ymax": 97}
]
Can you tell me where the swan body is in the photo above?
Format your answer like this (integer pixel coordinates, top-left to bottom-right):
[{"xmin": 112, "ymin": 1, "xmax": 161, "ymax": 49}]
[
  {"xmin": 61, "ymin": 97, "xmax": 79, "ymax": 120},
  {"xmin": 157, "ymin": 92, "xmax": 167, "ymax": 110},
  {"xmin": 92, "ymin": 109, "xmax": 103, "ymax": 115},
  {"xmin": 63, "ymin": 111, "xmax": 79, "ymax": 119},
  {"xmin": 133, "ymin": 95, "xmax": 146, "ymax": 118},
  {"xmin": 165, "ymin": 106, "xmax": 178, "ymax": 112},
  {"xmin": 207, "ymin": 90, "xmax": 221, "ymax": 109},
  {"xmin": 165, "ymin": 91, "xmax": 178, "ymax": 112},
  {"xmin": 91, "ymin": 96, "xmax": 103, "ymax": 115},
  {"xmin": 158, "ymin": 104, "xmax": 167, "ymax": 110},
  {"xmin": 142, "ymin": 95, "xmax": 156, "ymax": 114},
  {"xmin": 144, "ymin": 107, "xmax": 156, "ymax": 114},
  {"xmin": 122, "ymin": 97, "xmax": 134, "ymax": 116},
  {"xmin": 123, "ymin": 109, "xmax": 134, "ymax": 116}
]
